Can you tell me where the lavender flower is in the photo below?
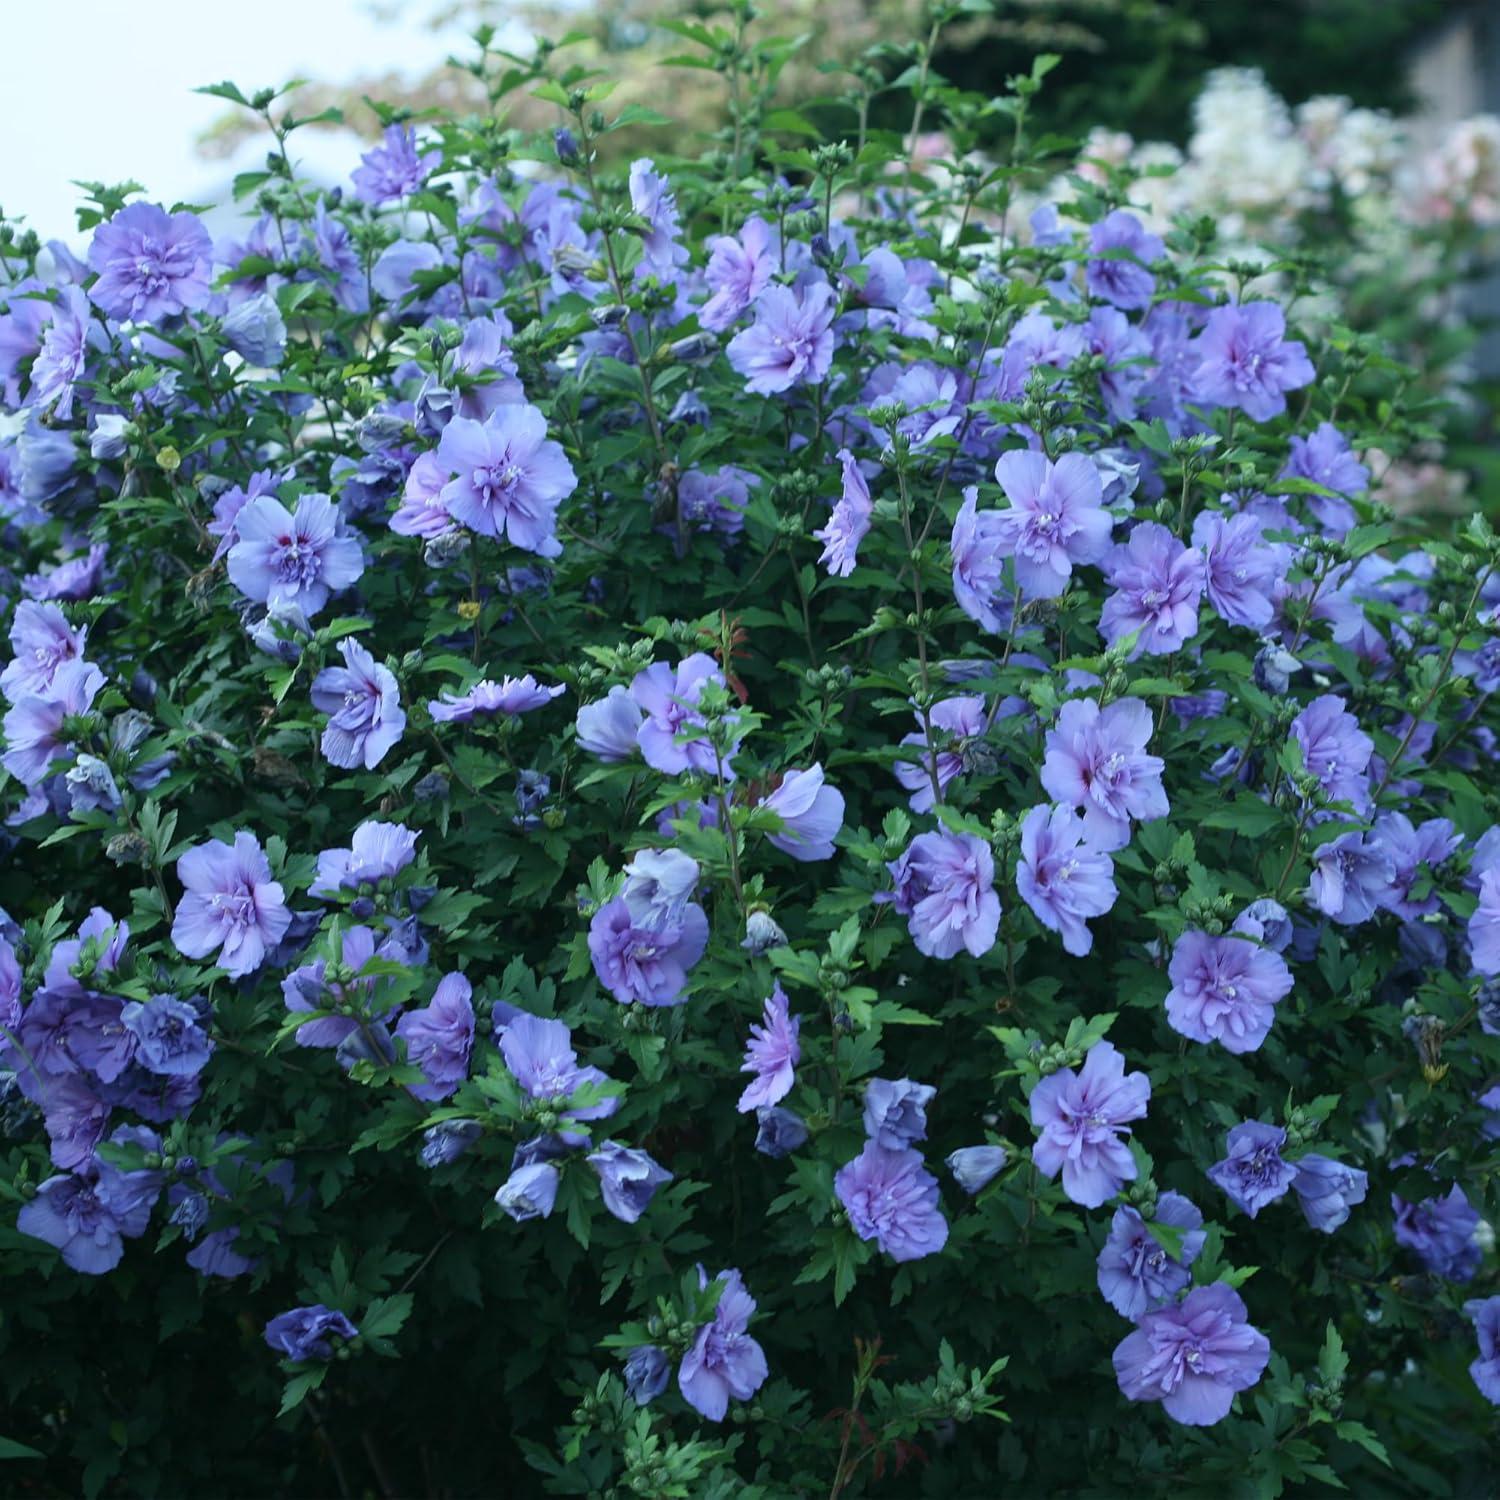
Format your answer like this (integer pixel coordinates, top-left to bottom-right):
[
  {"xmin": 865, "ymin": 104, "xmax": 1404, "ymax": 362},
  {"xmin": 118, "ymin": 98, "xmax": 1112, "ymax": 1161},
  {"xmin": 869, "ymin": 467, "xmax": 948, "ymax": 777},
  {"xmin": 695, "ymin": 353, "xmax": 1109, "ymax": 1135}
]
[
  {"xmin": 352, "ymin": 125, "xmax": 440, "ymax": 204},
  {"xmin": 1086, "ymin": 210, "xmax": 1163, "ymax": 310},
  {"xmin": 1464, "ymin": 1297, "xmax": 1500, "ymax": 1405},
  {"xmin": 737, "ymin": 983, "xmax": 799, "ymax": 1113},
  {"xmin": 310, "ymin": 820, "xmax": 419, "ymax": 898},
  {"xmin": 1016, "ymin": 803, "xmax": 1118, "ymax": 957},
  {"xmin": 120, "ymin": 996, "xmax": 213, "ymax": 1076},
  {"xmin": 1231, "ymin": 898, "xmax": 1293, "ymax": 953},
  {"xmin": 575, "ymin": 685, "xmax": 644, "ymax": 763},
  {"xmin": 946, "ymin": 1145, "xmax": 1007, "ymax": 1195},
  {"xmin": 741, "ymin": 910, "xmax": 788, "ymax": 955},
  {"xmin": 1208, "ymin": 1121, "xmax": 1297, "ymax": 1217},
  {"xmin": 951, "ymin": 486, "xmax": 1012, "ymax": 634},
  {"xmin": 1096, "ymin": 1191, "xmax": 1207, "ymax": 1319},
  {"xmin": 395, "ymin": 972, "xmax": 474, "ymax": 1101},
  {"xmin": 310, "ymin": 639, "xmax": 406, "ymax": 770},
  {"xmin": 587, "ymin": 896, "xmax": 709, "ymax": 1007},
  {"xmin": 678, "ymin": 1268, "xmax": 769, "ymax": 1422},
  {"xmin": 1030, "ymin": 1041, "xmax": 1151, "ymax": 1208},
  {"xmin": 31, "ymin": 286, "xmax": 100, "ymax": 419},
  {"xmin": 1, "ymin": 658, "xmax": 106, "ymax": 786},
  {"xmin": 1392, "ymin": 1184, "xmax": 1481, "ymax": 1281},
  {"xmin": 1281, "ymin": 422, "xmax": 1368, "ymax": 535},
  {"xmin": 754, "ymin": 1106, "xmax": 808, "ymax": 1158},
  {"xmin": 1040, "ymin": 697, "xmax": 1167, "ymax": 852},
  {"xmin": 988, "ymin": 449, "xmax": 1114, "ymax": 600},
  {"xmin": 436, "ymin": 405, "xmax": 576, "ymax": 557},
  {"xmin": 893, "ymin": 695, "xmax": 986, "ymax": 813},
  {"xmin": 263, "ymin": 1305, "xmax": 359, "ymax": 1362},
  {"xmin": 494, "ymin": 1161, "xmax": 560, "ymax": 1222},
  {"xmin": 629, "ymin": 653, "xmax": 741, "ymax": 779},
  {"xmin": 2, "ymin": 600, "xmax": 88, "ymax": 704},
  {"xmin": 1191, "ymin": 510, "xmax": 1281, "ymax": 629},
  {"xmin": 727, "ymin": 282, "xmax": 838, "ymax": 395},
  {"xmin": 1164, "ymin": 931, "xmax": 1294, "ymax": 1054},
  {"xmin": 1100, "ymin": 522, "xmax": 1205, "ymax": 655},
  {"xmin": 1289, "ymin": 696, "xmax": 1373, "ymax": 810},
  {"xmin": 624, "ymin": 1345, "xmax": 672, "ymax": 1406},
  {"xmin": 499, "ymin": 1011, "xmax": 619, "ymax": 1130},
  {"xmin": 429, "ymin": 674, "xmax": 565, "ymax": 722},
  {"xmin": 1192, "ymin": 301, "xmax": 1314, "ymax": 422},
  {"xmin": 812, "ymin": 449, "xmax": 873, "ymax": 578},
  {"xmin": 761, "ymin": 764, "xmax": 845, "ymax": 861},
  {"xmin": 1309, "ymin": 832, "xmax": 1395, "ymax": 926},
  {"xmin": 628, "ymin": 159, "xmax": 688, "ymax": 281},
  {"xmin": 883, "ymin": 830, "xmax": 1001, "ymax": 960},
  {"xmin": 87, "ymin": 202, "xmax": 213, "ymax": 322},
  {"xmin": 862, "ymin": 1077, "xmax": 936, "ymax": 1149},
  {"xmin": 171, "ymin": 832, "xmax": 290, "ymax": 979},
  {"xmin": 700, "ymin": 217, "xmax": 776, "ymax": 331},
  {"xmin": 835, "ymin": 1142, "xmax": 949, "ymax": 1261},
  {"xmin": 420, "ymin": 1119, "xmax": 482, "ymax": 1169},
  {"xmin": 587, "ymin": 1140, "xmax": 672, "ymax": 1223},
  {"xmin": 1291, "ymin": 1154, "xmax": 1369, "ymax": 1234},
  {"xmin": 227, "ymin": 492, "xmax": 364, "ymax": 618},
  {"xmin": 1112, "ymin": 1283, "xmax": 1270, "ymax": 1426},
  {"xmin": 1469, "ymin": 869, "xmax": 1500, "ymax": 975},
  {"xmin": 1369, "ymin": 813, "xmax": 1461, "ymax": 920},
  {"xmin": 620, "ymin": 849, "xmax": 699, "ymax": 933},
  {"xmin": 17, "ymin": 1158, "xmax": 158, "ymax": 1274}
]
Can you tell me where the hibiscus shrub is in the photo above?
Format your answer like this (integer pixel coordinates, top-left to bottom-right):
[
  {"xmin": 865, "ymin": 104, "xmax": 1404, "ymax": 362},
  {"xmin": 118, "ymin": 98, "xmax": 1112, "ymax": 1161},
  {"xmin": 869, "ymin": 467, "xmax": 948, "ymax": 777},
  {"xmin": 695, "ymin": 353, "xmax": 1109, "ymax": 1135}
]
[{"xmin": 1, "ymin": 12, "xmax": 1498, "ymax": 1499}]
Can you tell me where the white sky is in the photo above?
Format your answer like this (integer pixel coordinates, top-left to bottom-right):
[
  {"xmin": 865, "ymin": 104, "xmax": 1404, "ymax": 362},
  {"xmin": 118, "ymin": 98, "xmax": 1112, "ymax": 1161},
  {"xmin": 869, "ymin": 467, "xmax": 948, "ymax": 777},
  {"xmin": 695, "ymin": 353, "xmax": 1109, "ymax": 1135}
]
[{"xmin": 0, "ymin": 0, "xmax": 486, "ymax": 236}]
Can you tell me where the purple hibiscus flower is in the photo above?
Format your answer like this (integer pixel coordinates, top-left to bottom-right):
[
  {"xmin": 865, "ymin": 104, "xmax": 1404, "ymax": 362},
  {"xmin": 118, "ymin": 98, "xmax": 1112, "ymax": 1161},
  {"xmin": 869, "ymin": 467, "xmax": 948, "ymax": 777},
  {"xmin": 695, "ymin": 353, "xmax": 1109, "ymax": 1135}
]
[
  {"xmin": 120, "ymin": 996, "xmax": 214, "ymax": 1076},
  {"xmin": 629, "ymin": 653, "xmax": 741, "ymax": 779},
  {"xmin": 951, "ymin": 486, "xmax": 1012, "ymax": 634},
  {"xmin": 310, "ymin": 638, "xmax": 406, "ymax": 770},
  {"xmin": 737, "ymin": 983, "xmax": 799, "ymax": 1113},
  {"xmin": 1100, "ymin": 521, "xmax": 1205, "ymax": 655},
  {"xmin": 1192, "ymin": 301, "xmax": 1314, "ymax": 422},
  {"xmin": 30, "ymin": 286, "xmax": 102, "ymax": 420},
  {"xmin": 700, "ymin": 216, "xmax": 776, "ymax": 331},
  {"xmin": 1030, "ymin": 1040, "xmax": 1151, "ymax": 1208},
  {"xmin": 862, "ymin": 1077, "xmax": 936, "ymax": 1149},
  {"xmin": 171, "ymin": 831, "xmax": 290, "ymax": 979},
  {"xmin": 588, "ymin": 1140, "xmax": 673, "ymax": 1223},
  {"xmin": 1086, "ymin": 209, "xmax": 1164, "ymax": 310},
  {"xmin": 309, "ymin": 820, "xmax": 419, "ymax": 898},
  {"xmin": 227, "ymin": 492, "xmax": 364, "ymax": 618},
  {"xmin": 87, "ymin": 202, "xmax": 214, "ymax": 323},
  {"xmin": 883, "ymin": 829, "xmax": 1001, "ymax": 960},
  {"xmin": 1208, "ymin": 1121, "xmax": 1297, "ymax": 1217},
  {"xmin": 1469, "ymin": 869, "xmax": 1500, "ymax": 975},
  {"xmin": 588, "ymin": 895, "xmax": 709, "ymax": 1007},
  {"xmin": 428, "ymin": 674, "xmax": 565, "ymax": 722},
  {"xmin": 1308, "ymin": 832, "xmax": 1394, "ymax": 926},
  {"xmin": 1465, "ymin": 1296, "xmax": 1500, "ymax": 1405},
  {"xmin": 1112, "ymin": 1283, "xmax": 1271, "ymax": 1426},
  {"xmin": 574, "ymin": 685, "xmax": 644, "ymax": 763},
  {"xmin": 1015, "ymin": 803, "xmax": 1118, "ymax": 957},
  {"xmin": 1291, "ymin": 1154, "xmax": 1369, "ymax": 1234},
  {"xmin": 1281, "ymin": 422, "xmax": 1368, "ymax": 536},
  {"xmin": 1, "ymin": 658, "xmax": 106, "ymax": 786},
  {"xmin": 352, "ymin": 124, "xmax": 441, "ymax": 204},
  {"xmin": 727, "ymin": 281, "xmax": 838, "ymax": 395},
  {"xmin": 499, "ymin": 1010, "xmax": 619, "ymax": 1132},
  {"xmin": 1369, "ymin": 812, "xmax": 1461, "ymax": 920},
  {"xmin": 1164, "ymin": 931, "xmax": 1294, "ymax": 1053},
  {"xmin": 435, "ymin": 404, "xmax": 576, "ymax": 557},
  {"xmin": 264, "ymin": 1305, "xmax": 360, "ymax": 1361},
  {"xmin": 17, "ymin": 1157, "xmax": 159, "ymax": 1274},
  {"xmin": 813, "ymin": 449, "xmax": 874, "ymax": 578},
  {"xmin": 1040, "ymin": 696, "xmax": 1167, "ymax": 852},
  {"xmin": 395, "ymin": 972, "xmax": 475, "ymax": 1101},
  {"xmin": 628, "ymin": 158, "xmax": 689, "ymax": 281},
  {"xmin": 1289, "ymin": 695, "xmax": 1373, "ymax": 810},
  {"xmin": 1392, "ymin": 1183, "xmax": 1481, "ymax": 1281},
  {"xmin": 2, "ymin": 600, "xmax": 88, "ymax": 703},
  {"xmin": 761, "ymin": 764, "xmax": 844, "ymax": 861},
  {"xmin": 835, "ymin": 1142, "xmax": 949, "ymax": 1262},
  {"xmin": 1096, "ymin": 1190, "xmax": 1207, "ymax": 1320},
  {"xmin": 1191, "ymin": 509, "xmax": 1282, "ymax": 629},
  {"xmin": 988, "ymin": 449, "xmax": 1114, "ymax": 600},
  {"xmin": 894, "ymin": 695, "xmax": 987, "ymax": 813},
  {"xmin": 678, "ymin": 1268, "xmax": 769, "ymax": 1422}
]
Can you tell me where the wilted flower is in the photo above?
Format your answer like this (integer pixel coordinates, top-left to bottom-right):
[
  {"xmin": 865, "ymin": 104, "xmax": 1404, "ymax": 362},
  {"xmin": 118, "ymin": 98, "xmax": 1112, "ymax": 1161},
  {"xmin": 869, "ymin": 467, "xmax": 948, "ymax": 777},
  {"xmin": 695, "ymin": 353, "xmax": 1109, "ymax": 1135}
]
[
  {"xmin": 587, "ymin": 1140, "xmax": 672, "ymax": 1223},
  {"xmin": 754, "ymin": 1106, "xmax": 808, "ymax": 1158},
  {"xmin": 263, "ymin": 1305, "xmax": 359, "ymax": 1362},
  {"xmin": 624, "ymin": 1345, "xmax": 671, "ymax": 1405}
]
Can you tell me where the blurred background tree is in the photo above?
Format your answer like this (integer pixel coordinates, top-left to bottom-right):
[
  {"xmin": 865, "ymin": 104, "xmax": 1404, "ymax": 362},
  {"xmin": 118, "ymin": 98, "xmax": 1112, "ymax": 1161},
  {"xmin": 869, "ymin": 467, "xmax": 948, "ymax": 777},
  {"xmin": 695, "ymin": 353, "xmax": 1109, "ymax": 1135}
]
[{"xmin": 197, "ymin": 0, "xmax": 1449, "ymax": 159}]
